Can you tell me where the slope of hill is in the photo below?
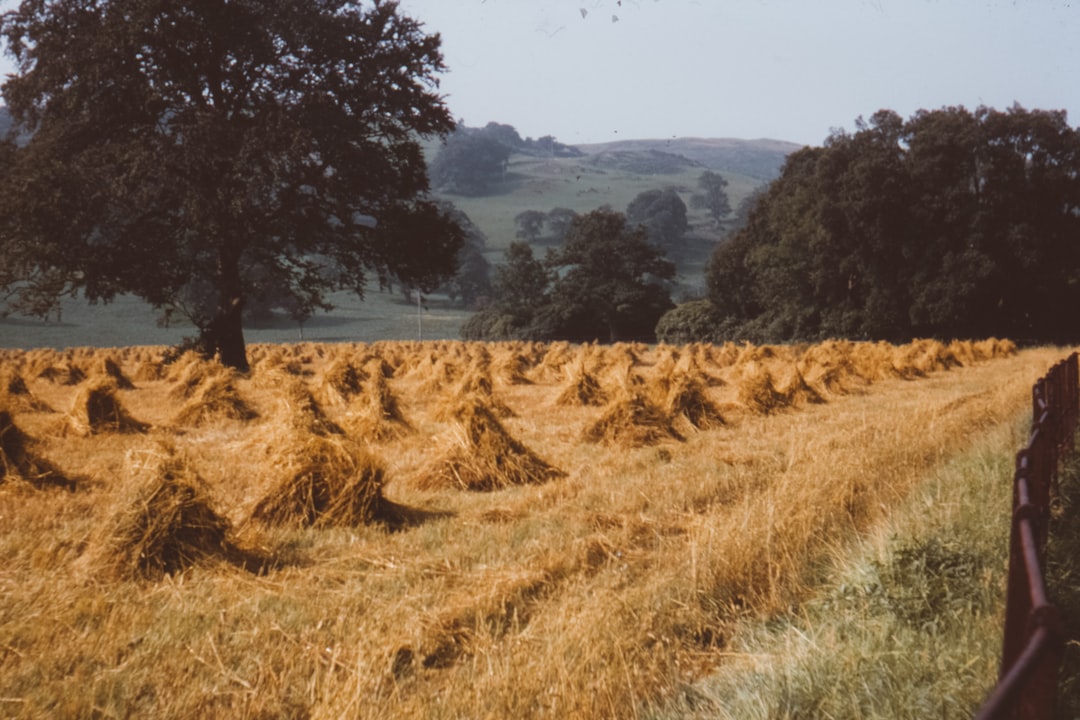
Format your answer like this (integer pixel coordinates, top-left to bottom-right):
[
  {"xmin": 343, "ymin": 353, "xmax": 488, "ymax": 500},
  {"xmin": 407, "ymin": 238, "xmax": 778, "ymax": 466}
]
[
  {"xmin": 429, "ymin": 135, "xmax": 801, "ymax": 296},
  {"xmin": 575, "ymin": 137, "xmax": 803, "ymax": 181}
]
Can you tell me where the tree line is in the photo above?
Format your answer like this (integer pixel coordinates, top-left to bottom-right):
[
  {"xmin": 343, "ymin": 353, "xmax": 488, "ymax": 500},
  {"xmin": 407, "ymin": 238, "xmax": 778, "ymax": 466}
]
[{"xmin": 659, "ymin": 105, "xmax": 1080, "ymax": 345}]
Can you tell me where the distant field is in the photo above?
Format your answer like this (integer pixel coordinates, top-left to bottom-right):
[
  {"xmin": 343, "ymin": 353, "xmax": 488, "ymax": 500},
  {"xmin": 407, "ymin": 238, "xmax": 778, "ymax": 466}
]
[{"xmin": 0, "ymin": 286, "xmax": 472, "ymax": 351}]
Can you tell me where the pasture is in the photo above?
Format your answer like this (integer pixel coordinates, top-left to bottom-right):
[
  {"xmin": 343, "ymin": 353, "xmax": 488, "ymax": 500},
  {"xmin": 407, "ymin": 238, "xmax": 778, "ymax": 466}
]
[{"xmin": 0, "ymin": 337, "xmax": 1067, "ymax": 718}]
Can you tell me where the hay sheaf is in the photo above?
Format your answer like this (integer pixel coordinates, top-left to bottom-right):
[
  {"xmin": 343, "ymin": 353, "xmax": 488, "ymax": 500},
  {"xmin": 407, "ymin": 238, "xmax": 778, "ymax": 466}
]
[
  {"xmin": 662, "ymin": 376, "xmax": 725, "ymax": 432},
  {"xmin": 493, "ymin": 351, "xmax": 533, "ymax": 386},
  {"xmin": 36, "ymin": 362, "xmax": 86, "ymax": 386},
  {"xmin": 585, "ymin": 391, "xmax": 682, "ymax": 447},
  {"xmin": 440, "ymin": 369, "xmax": 514, "ymax": 419},
  {"xmin": 67, "ymin": 379, "xmax": 148, "ymax": 435},
  {"xmin": 274, "ymin": 377, "xmax": 343, "ymax": 436},
  {"xmin": 0, "ymin": 410, "xmax": 74, "ymax": 489},
  {"xmin": 167, "ymin": 358, "xmax": 229, "ymax": 400},
  {"xmin": 420, "ymin": 402, "xmax": 565, "ymax": 491},
  {"xmin": 250, "ymin": 436, "xmax": 396, "ymax": 528},
  {"xmin": 735, "ymin": 363, "xmax": 791, "ymax": 415},
  {"xmin": 342, "ymin": 371, "xmax": 412, "ymax": 441},
  {"xmin": 316, "ymin": 357, "xmax": 367, "ymax": 407},
  {"xmin": 555, "ymin": 364, "xmax": 609, "ymax": 407},
  {"xmin": 93, "ymin": 356, "xmax": 135, "ymax": 389},
  {"xmin": 0, "ymin": 369, "xmax": 52, "ymax": 412},
  {"xmin": 172, "ymin": 376, "xmax": 256, "ymax": 426},
  {"xmin": 106, "ymin": 454, "xmax": 235, "ymax": 579}
]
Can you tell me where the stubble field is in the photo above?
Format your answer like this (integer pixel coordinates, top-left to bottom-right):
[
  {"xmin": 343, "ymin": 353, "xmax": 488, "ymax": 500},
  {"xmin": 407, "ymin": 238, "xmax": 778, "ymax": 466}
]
[{"xmin": 0, "ymin": 337, "xmax": 1067, "ymax": 718}]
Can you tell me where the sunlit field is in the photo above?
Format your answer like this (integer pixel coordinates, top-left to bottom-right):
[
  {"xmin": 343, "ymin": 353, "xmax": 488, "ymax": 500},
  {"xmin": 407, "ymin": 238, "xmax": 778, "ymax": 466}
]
[{"xmin": 0, "ymin": 338, "xmax": 1067, "ymax": 718}]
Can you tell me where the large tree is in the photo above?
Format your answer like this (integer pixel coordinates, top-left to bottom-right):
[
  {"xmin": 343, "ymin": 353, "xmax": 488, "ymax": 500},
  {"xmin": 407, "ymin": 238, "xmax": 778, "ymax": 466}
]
[
  {"xmin": 0, "ymin": 0, "xmax": 463, "ymax": 369},
  {"xmin": 543, "ymin": 208, "xmax": 675, "ymax": 342}
]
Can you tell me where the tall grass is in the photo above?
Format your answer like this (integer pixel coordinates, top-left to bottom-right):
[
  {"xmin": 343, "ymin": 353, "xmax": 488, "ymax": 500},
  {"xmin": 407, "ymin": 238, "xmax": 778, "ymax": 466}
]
[{"xmin": 0, "ymin": 340, "xmax": 1066, "ymax": 718}]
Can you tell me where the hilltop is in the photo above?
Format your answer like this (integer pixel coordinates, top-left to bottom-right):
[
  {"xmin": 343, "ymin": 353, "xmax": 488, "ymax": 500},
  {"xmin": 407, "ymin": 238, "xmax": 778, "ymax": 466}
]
[{"xmin": 575, "ymin": 136, "xmax": 802, "ymax": 182}]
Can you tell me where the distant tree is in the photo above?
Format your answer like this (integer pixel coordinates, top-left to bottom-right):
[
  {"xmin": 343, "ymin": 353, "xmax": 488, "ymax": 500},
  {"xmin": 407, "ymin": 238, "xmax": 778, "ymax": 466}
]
[
  {"xmin": 494, "ymin": 242, "xmax": 552, "ymax": 318},
  {"xmin": 544, "ymin": 208, "xmax": 675, "ymax": 342},
  {"xmin": 429, "ymin": 125, "xmax": 513, "ymax": 196},
  {"xmin": 514, "ymin": 210, "xmax": 547, "ymax": 242},
  {"xmin": 545, "ymin": 207, "xmax": 579, "ymax": 244},
  {"xmin": 0, "ymin": 0, "xmax": 463, "ymax": 370},
  {"xmin": 625, "ymin": 188, "xmax": 688, "ymax": 250},
  {"xmin": 462, "ymin": 211, "xmax": 675, "ymax": 343},
  {"xmin": 438, "ymin": 204, "xmax": 491, "ymax": 307},
  {"xmin": 481, "ymin": 121, "xmax": 524, "ymax": 151},
  {"xmin": 519, "ymin": 134, "xmax": 583, "ymax": 159},
  {"xmin": 689, "ymin": 170, "xmax": 733, "ymax": 225},
  {"xmin": 460, "ymin": 241, "xmax": 550, "ymax": 340}
]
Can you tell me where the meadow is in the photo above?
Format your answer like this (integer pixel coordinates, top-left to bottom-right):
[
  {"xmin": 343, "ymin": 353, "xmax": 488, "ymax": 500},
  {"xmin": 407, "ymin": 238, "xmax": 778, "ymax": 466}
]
[{"xmin": 0, "ymin": 336, "xmax": 1068, "ymax": 718}]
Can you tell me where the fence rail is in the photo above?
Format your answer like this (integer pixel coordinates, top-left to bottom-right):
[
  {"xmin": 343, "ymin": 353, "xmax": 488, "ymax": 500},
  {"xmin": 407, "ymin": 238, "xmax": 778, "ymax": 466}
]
[{"xmin": 974, "ymin": 352, "xmax": 1078, "ymax": 720}]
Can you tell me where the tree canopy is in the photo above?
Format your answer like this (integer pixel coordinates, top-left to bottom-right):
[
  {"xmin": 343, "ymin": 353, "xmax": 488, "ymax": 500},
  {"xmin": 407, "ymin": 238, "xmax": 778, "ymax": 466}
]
[
  {"xmin": 689, "ymin": 170, "xmax": 732, "ymax": 226},
  {"xmin": 625, "ymin": 188, "xmax": 688, "ymax": 250},
  {"xmin": 703, "ymin": 105, "xmax": 1080, "ymax": 344},
  {"xmin": 463, "ymin": 208, "xmax": 675, "ymax": 342},
  {"xmin": 0, "ymin": 0, "xmax": 464, "ymax": 369}
]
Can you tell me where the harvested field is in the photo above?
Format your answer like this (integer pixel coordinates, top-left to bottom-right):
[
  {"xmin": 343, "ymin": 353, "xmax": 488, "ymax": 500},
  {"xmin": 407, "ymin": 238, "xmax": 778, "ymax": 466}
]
[{"xmin": 0, "ymin": 338, "xmax": 1064, "ymax": 718}]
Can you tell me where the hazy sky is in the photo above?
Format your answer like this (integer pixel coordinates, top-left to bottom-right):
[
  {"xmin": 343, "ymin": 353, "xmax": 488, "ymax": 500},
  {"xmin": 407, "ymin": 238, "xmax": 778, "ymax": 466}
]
[
  {"xmin": 395, "ymin": 0, "xmax": 1080, "ymax": 146},
  {"xmin": 0, "ymin": 1, "xmax": 1077, "ymax": 147}
]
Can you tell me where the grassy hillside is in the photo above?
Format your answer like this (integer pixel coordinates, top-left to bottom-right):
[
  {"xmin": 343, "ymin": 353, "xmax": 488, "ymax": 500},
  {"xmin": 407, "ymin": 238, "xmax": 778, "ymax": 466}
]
[
  {"xmin": 0, "ymin": 337, "xmax": 1061, "ymax": 718},
  {"xmin": 432, "ymin": 135, "xmax": 796, "ymax": 302}
]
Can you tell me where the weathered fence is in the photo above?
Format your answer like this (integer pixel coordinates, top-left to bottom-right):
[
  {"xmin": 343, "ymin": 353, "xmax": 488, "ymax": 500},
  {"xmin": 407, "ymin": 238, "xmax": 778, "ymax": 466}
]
[{"xmin": 974, "ymin": 352, "xmax": 1077, "ymax": 720}]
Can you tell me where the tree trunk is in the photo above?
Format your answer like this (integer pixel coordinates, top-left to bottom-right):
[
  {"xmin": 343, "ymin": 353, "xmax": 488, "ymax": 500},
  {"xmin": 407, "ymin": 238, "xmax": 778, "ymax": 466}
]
[{"xmin": 213, "ymin": 249, "xmax": 250, "ymax": 372}]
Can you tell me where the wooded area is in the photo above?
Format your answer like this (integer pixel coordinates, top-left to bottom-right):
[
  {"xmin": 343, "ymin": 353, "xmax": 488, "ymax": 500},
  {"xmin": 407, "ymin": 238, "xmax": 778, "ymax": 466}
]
[{"xmin": 684, "ymin": 106, "xmax": 1080, "ymax": 345}]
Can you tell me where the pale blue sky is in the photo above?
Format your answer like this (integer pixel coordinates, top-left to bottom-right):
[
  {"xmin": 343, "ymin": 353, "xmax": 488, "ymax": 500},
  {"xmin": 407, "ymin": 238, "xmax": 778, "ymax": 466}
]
[
  {"xmin": 396, "ymin": 0, "xmax": 1080, "ymax": 146},
  {"xmin": 1, "ymin": 1, "xmax": 1077, "ymax": 147}
]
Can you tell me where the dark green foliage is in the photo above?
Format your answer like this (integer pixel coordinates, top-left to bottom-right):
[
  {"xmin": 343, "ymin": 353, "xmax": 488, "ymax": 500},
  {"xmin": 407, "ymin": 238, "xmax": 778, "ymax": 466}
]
[
  {"xmin": 463, "ymin": 210, "xmax": 675, "ymax": 343},
  {"xmin": 460, "ymin": 242, "xmax": 550, "ymax": 341},
  {"xmin": 0, "ymin": 0, "xmax": 464, "ymax": 370},
  {"xmin": 545, "ymin": 207, "xmax": 579, "ymax": 245},
  {"xmin": 705, "ymin": 105, "xmax": 1080, "ymax": 344},
  {"xmin": 543, "ymin": 209, "xmax": 675, "ymax": 342},
  {"xmin": 437, "ymin": 204, "xmax": 491, "ymax": 308},
  {"xmin": 654, "ymin": 299, "xmax": 724, "ymax": 344},
  {"xmin": 429, "ymin": 124, "xmax": 513, "ymax": 196},
  {"xmin": 514, "ymin": 210, "xmax": 547, "ymax": 242},
  {"xmin": 626, "ymin": 188, "xmax": 688, "ymax": 251},
  {"xmin": 689, "ymin": 170, "xmax": 733, "ymax": 225}
]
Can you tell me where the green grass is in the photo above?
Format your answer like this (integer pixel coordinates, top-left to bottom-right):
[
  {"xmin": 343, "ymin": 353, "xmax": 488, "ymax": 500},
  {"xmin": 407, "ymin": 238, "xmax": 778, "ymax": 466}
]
[
  {"xmin": 0, "ymin": 285, "xmax": 471, "ymax": 351},
  {"xmin": 650, "ymin": 410, "xmax": 1031, "ymax": 719}
]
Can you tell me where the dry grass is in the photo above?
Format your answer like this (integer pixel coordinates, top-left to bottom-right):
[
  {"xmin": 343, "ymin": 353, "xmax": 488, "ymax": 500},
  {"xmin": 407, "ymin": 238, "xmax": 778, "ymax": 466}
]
[{"xmin": 0, "ymin": 338, "xmax": 1057, "ymax": 719}]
